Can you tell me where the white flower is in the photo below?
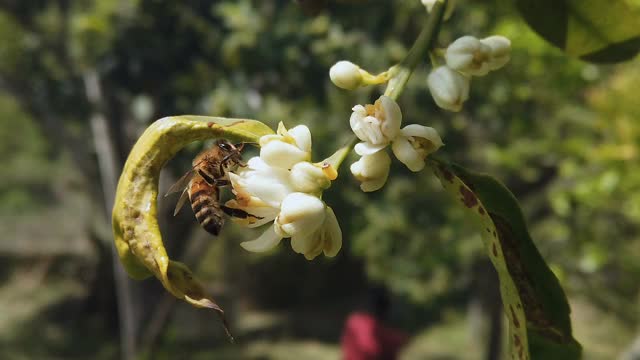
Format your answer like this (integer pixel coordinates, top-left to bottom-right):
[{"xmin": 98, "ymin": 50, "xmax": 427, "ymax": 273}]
[
  {"xmin": 237, "ymin": 192, "xmax": 342, "ymax": 261},
  {"xmin": 260, "ymin": 122, "xmax": 311, "ymax": 169},
  {"xmin": 427, "ymin": 66, "xmax": 470, "ymax": 112},
  {"xmin": 226, "ymin": 123, "xmax": 342, "ymax": 260},
  {"xmin": 480, "ymin": 35, "xmax": 511, "ymax": 71},
  {"xmin": 330, "ymin": 61, "xmax": 364, "ymax": 90},
  {"xmin": 350, "ymin": 95, "xmax": 402, "ymax": 147},
  {"xmin": 445, "ymin": 36, "xmax": 492, "ymax": 76},
  {"xmin": 349, "ymin": 96, "xmax": 444, "ymax": 191}
]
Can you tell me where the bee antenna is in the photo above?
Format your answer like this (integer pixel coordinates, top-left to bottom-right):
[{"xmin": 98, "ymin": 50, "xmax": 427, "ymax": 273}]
[{"xmin": 235, "ymin": 142, "xmax": 258, "ymax": 150}]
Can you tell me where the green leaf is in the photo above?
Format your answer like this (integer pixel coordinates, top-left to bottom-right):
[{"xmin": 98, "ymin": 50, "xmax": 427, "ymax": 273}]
[
  {"xmin": 430, "ymin": 158, "xmax": 582, "ymax": 360},
  {"xmin": 112, "ymin": 115, "xmax": 274, "ymax": 340},
  {"xmin": 514, "ymin": 0, "xmax": 640, "ymax": 63}
]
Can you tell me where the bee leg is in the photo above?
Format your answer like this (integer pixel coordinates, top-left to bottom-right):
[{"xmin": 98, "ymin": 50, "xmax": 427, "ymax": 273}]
[
  {"xmin": 197, "ymin": 169, "xmax": 216, "ymax": 185},
  {"xmin": 221, "ymin": 206, "xmax": 264, "ymax": 220},
  {"xmin": 213, "ymin": 179, "xmax": 230, "ymax": 186}
]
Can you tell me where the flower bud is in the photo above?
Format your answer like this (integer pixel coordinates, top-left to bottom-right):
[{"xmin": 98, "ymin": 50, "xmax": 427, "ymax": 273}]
[
  {"xmin": 445, "ymin": 36, "xmax": 492, "ymax": 76},
  {"xmin": 427, "ymin": 66, "xmax": 470, "ymax": 112},
  {"xmin": 275, "ymin": 192, "xmax": 326, "ymax": 238},
  {"xmin": 290, "ymin": 161, "xmax": 331, "ymax": 193},
  {"xmin": 330, "ymin": 61, "xmax": 363, "ymax": 90},
  {"xmin": 350, "ymin": 150, "xmax": 391, "ymax": 192},
  {"xmin": 481, "ymin": 35, "xmax": 511, "ymax": 71}
]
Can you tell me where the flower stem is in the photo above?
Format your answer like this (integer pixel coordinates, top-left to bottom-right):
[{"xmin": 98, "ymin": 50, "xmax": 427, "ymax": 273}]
[
  {"xmin": 384, "ymin": 0, "xmax": 447, "ymax": 101},
  {"xmin": 323, "ymin": 135, "xmax": 358, "ymax": 172}
]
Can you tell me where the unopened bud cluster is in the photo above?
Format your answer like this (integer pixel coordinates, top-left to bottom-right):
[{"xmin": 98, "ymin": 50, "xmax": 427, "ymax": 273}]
[
  {"xmin": 325, "ymin": 5, "xmax": 511, "ymax": 193},
  {"xmin": 428, "ymin": 35, "xmax": 511, "ymax": 112}
]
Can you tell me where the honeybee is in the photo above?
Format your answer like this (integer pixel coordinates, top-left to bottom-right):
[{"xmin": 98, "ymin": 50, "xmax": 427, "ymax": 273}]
[{"xmin": 165, "ymin": 139, "xmax": 252, "ymax": 236}]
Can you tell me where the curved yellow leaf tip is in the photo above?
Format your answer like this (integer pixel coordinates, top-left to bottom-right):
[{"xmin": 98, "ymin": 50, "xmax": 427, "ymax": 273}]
[
  {"xmin": 112, "ymin": 116, "xmax": 274, "ymax": 340},
  {"xmin": 168, "ymin": 261, "xmax": 234, "ymax": 342}
]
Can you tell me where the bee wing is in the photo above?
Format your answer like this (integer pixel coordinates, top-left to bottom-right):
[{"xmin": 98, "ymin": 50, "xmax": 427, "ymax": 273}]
[
  {"xmin": 173, "ymin": 188, "xmax": 190, "ymax": 216},
  {"xmin": 165, "ymin": 170, "xmax": 195, "ymax": 197}
]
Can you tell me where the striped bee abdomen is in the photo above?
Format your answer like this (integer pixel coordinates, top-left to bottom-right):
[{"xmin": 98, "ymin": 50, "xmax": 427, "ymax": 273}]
[{"xmin": 188, "ymin": 178, "xmax": 225, "ymax": 236}]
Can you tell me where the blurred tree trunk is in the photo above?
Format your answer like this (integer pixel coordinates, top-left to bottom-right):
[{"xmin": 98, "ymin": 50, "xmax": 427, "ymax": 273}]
[
  {"xmin": 84, "ymin": 67, "xmax": 201, "ymax": 358},
  {"xmin": 468, "ymin": 259, "xmax": 503, "ymax": 360},
  {"xmin": 84, "ymin": 69, "xmax": 141, "ymax": 360}
]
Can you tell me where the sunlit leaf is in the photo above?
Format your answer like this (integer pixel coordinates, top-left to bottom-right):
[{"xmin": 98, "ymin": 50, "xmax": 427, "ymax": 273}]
[{"xmin": 514, "ymin": 0, "xmax": 640, "ymax": 63}]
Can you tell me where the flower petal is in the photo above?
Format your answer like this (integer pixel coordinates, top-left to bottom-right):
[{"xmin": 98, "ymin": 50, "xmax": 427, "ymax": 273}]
[
  {"xmin": 229, "ymin": 156, "xmax": 294, "ymax": 208},
  {"xmin": 401, "ymin": 124, "xmax": 444, "ymax": 148},
  {"xmin": 243, "ymin": 172, "xmax": 292, "ymax": 207},
  {"xmin": 354, "ymin": 141, "xmax": 387, "ymax": 156},
  {"xmin": 379, "ymin": 95, "xmax": 402, "ymax": 140},
  {"xmin": 392, "ymin": 136, "xmax": 425, "ymax": 172},
  {"xmin": 290, "ymin": 161, "xmax": 331, "ymax": 193},
  {"xmin": 445, "ymin": 36, "xmax": 492, "ymax": 76},
  {"xmin": 240, "ymin": 224, "xmax": 283, "ymax": 253},
  {"xmin": 260, "ymin": 140, "xmax": 310, "ymax": 169},
  {"xmin": 290, "ymin": 232, "xmax": 316, "ymax": 257},
  {"xmin": 288, "ymin": 125, "xmax": 312, "ymax": 153},
  {"xmin": 427, "ymin": 66, "xmax": 471, "ymax": 112},
  {"xmin": 361, "ymin": 176, "xmax": 388, "ymax": 192},
  {"xmin": 245, "ymin": 156, "xmax": 272, "ymax": 172},
  {"xmin": 225, "ymin": 198, "xmax": 279, "ymax": 228},
  {"xmin": 276, "ymin": 193, "xmax": 326, "ymax": 238},
  {"xmin": 322, "ymin": 206, "xmax": 342, "ymax": 257},
  {"xmin": 481, "ymin": 35, "xmax": 511, "ymax": 71}
]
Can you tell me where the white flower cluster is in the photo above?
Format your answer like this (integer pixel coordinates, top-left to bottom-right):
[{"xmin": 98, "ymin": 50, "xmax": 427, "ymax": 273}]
[
  {"xmin": 350, "ymin": 95, "xmax": 443, "ymax": 192},
  {"xmin": 428, "ymin": 35, "xmax": 511, "ymax": 112},
  {"xmin": 225, "ymin": 123, "xmax": 342, "ymax": 260}
]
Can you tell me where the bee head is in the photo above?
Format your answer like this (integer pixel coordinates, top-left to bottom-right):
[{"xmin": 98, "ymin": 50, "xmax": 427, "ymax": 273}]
[
  {"xmin": 217, "ymin": 139, "xmax": 236, "ymax": 152},
  {"xmin": 217, "ymin": 139, "xmax": 245, "ymax": 167}
]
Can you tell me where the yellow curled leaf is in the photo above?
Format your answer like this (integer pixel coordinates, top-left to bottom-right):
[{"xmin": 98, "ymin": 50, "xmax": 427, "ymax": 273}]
[{"xmin": 112, "ymin": 115, "xmax": 274, "ymax": 337}]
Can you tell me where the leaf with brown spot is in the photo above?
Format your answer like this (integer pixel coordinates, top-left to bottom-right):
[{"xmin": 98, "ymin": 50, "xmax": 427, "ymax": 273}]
[{"xmin": 430, "ymin": 158, "xmax": 582, "ymax": 359}]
